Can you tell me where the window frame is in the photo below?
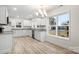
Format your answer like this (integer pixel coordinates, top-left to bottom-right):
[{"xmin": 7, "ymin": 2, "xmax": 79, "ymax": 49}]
[{"xmin": 48, "ymin": 11, "xmax": 71, "ymax": 40}]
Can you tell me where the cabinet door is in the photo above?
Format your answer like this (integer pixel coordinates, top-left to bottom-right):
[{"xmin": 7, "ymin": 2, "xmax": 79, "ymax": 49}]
[
  {"xmin": 0, "ymin": 7, "xmax": 8, "ymax": 24},
  {"xmin": 0, "ymin": 34, "xmax": 12, "ymax": 49},
  {"xmin": 35, "ymin": 31, "xmax": 40, "ymax": 40},
  {"xmin": 0, "ymin": 34, "xmax": 12, "ymax": 54}
]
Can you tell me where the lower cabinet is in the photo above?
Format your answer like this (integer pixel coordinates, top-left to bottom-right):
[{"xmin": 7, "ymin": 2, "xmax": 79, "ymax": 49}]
[
  {"xmin": 13, "ymin": 30, "xmax": 32, "ymax": 37},
  {"xmin": 35, "ymin": 30, "xmax": 46, "ymax": 42}
]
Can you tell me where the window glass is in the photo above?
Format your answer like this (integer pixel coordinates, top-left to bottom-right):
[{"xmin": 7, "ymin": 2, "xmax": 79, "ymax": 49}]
[
  {"xmin": 49, "ymin": 26, "xmax": 56, "ymax": 35},
  {"xmin": 58, "ymin": 26, "xmax": 69, "ymax": 37},
  {"xmin": 58, "ymin": 13, "xmax": 69, "ymax": 26},
  {"xmin": 49, "ymin": 16, "xmax": 57, "ymax": 25}
]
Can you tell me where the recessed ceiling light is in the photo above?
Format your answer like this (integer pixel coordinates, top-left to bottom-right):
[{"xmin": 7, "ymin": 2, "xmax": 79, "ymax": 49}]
[
  {"xmin": 35, "ymin": 12, "xmax": 39, "ymax": 16},
  {"xmin": 42, "ymin": 14, "xmax": 44, "ymax": 17},
  {"xmin": 13, "ymin": 8, "xmax": 17, "ymax": 11},
  {"xmin": 17, "ymin": 16, "xmax": 19, "ymax": 17}
]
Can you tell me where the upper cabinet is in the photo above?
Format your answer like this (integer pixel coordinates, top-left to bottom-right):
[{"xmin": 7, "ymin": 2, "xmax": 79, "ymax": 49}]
[
  {"xmin": 32, "ymin": 18, "xmax": 46, "ymax": 29},
  {"xmin": 23, "ymin": 20, "xmax": 32, "ymax": 26},
  {"xmin": 33, "ymin": 18, "xmax": 46, "ymax": 26},
  {"xmin": 0, "ymin": 7, "xmax": 8, "ymax": 24}
]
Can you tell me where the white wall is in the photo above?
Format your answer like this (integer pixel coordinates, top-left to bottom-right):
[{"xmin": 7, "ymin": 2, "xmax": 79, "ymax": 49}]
[{"xmin": 46, "ymin": 5, "xmax": 79, "ymax": 53}]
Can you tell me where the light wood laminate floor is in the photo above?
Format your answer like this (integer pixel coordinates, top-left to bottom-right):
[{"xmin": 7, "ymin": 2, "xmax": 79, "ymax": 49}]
[{"xmin": 11, "ymin": 36, "xmax": 77, "ymax": 54}]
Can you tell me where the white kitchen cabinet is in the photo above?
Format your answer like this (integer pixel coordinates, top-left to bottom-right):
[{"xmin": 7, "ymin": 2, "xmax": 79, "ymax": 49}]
[
  {"xmin": 26, "ymin": 30, "xmax": 32, "ymax": 37},
  {"xmin": 0, "ymin": 7, "xmax": 8, "ymax": 24},
  {"xmin": 32, "ymin": 18, "xmax": 46, "ymax": 29},
  {"xmin": 13, "ymin": 29, "xmax": 32, "ymax": 37},
  {"xmin": 0, "ymin": 32, "xmax": 13, "ymax": 53},
  {"xmin": 13, "ymin": 30, "xmax": 23, "ymax": 37},
  {"xmin": 35, "ymin": 30, "xmax": 46, "ymax": 42}
]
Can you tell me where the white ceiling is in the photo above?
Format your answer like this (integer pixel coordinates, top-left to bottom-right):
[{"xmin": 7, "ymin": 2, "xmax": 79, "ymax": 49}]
[
  {"xmin": 6, "ymin": 5, "xmax": 35, "ymax": 19},
  {"xmin": 0, "ymin": 5, "xmax": 60, "ymax": 19}
]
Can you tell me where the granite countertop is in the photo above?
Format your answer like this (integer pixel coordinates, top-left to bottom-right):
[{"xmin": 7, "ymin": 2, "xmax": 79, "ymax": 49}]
[
  {"xmin": 0, "ymin": 31, "xmax": 13, "ymax": 34},
  {"xmin": 12, "ymin": 28, "xmax": 32, "ymax": 30},
  {"xmin": 34, "ymin": 29, "xmax": 46, "ymax": 31}
]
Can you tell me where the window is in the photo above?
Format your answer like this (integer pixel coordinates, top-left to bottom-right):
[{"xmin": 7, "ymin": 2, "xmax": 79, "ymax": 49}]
[
  {"xmin": 49, "ymin": 16, "xmax": 57, "ymax": 35},
  {"xmin": 48, "ymin": 12, "xmax": 70, "ymax": 38}
]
